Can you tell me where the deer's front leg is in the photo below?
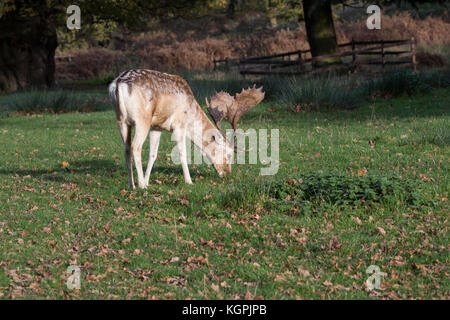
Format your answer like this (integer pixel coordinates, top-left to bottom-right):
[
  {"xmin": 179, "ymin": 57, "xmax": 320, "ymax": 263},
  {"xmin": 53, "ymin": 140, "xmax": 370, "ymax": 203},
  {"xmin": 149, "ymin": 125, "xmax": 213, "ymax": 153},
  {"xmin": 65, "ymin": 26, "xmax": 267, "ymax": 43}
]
[
  {"xmin": 174, "ymin": 129, "xmax": 193, "ymax": 184},
  {"xmin": 144, "ymin": 129, "xmax": 162, "ymax": 187}
]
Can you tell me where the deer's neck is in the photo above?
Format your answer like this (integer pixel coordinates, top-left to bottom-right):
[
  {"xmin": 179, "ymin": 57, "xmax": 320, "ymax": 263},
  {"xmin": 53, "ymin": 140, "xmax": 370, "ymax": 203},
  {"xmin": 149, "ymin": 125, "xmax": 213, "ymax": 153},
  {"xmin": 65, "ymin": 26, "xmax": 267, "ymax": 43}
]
[{"xmin": 186, "ymin": 103, "xmax": 218, "ymax": 154}]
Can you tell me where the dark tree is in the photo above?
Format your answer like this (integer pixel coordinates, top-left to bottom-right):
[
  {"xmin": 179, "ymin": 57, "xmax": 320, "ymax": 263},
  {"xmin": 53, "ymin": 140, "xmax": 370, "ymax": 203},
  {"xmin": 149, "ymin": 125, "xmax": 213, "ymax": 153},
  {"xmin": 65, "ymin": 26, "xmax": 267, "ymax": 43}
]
[
  {"xmin": 302, "ymin": 0, "xmax": 340, "ymax": 64},
  {"xmin": 0, "ymin": 0, "xmax": 207, "ymax": 93},
  {"xmin": 0, "ymin": 1, "xmax": 58, "ymax": 92}
]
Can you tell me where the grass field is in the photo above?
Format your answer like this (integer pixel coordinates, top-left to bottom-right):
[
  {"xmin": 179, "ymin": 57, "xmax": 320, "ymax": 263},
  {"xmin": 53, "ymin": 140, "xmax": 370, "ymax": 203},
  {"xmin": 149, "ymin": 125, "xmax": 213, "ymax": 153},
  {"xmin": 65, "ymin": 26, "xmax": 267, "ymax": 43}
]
[{"xmin": 0, "ymin": 85, "xmax": 448, "ymax": 299}]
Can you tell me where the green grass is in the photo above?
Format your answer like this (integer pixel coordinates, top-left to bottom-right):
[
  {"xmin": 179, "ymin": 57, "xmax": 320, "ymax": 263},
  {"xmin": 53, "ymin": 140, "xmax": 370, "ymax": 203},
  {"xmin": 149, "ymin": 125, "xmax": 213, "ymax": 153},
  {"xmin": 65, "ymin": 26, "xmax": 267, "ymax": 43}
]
[{"xmin": 0, "ymin": 87, "xmax": 448, "ymax": 299}]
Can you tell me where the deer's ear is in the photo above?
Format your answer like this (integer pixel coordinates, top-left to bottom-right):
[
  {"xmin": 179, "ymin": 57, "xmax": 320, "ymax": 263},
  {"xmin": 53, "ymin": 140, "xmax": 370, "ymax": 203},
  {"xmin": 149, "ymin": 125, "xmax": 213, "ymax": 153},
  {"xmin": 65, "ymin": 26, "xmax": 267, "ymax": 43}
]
[{"xmin": 207, "ymin": 91, "xmax": 234, "ymax": 126}]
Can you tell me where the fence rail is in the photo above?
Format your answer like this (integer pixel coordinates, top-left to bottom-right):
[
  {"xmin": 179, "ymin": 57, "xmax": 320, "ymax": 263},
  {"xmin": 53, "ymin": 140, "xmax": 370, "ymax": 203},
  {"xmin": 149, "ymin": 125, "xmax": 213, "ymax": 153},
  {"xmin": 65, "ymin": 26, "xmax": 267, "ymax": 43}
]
[
  {"xmin": 55, "ymin": 55, "xmax": 74, "ymax": 62},
  {"xmin": 213, "ymin": 38, "xmax": 417, "ymax": 76}
]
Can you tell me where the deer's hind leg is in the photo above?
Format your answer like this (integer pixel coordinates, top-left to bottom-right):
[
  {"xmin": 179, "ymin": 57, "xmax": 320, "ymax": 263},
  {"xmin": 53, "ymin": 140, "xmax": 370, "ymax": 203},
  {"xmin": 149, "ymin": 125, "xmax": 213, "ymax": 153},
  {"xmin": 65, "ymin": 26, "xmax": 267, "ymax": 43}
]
[
  {"xmin": 144, "ymin": 129, "xmax": 162, "ymax": 187},
  {"xmin": 132, "ymin": 120, "xmax": 151, "ymax": 189},
  {"xmin": 118, "ymin": 122, "xmax": 134, "ymax": 189}
]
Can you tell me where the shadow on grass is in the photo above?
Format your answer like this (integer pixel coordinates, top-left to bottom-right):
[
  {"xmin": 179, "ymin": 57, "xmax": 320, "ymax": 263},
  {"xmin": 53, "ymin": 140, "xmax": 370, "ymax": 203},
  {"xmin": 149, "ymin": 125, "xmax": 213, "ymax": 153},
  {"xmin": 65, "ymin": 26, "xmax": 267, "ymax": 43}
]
[
  {"xmin": 0, "ymin": 159, "xmax": 118, "ymax": 179},
  {"xmin": 0, "ymin": 159, "xmax": 214, "ymax": 182}
]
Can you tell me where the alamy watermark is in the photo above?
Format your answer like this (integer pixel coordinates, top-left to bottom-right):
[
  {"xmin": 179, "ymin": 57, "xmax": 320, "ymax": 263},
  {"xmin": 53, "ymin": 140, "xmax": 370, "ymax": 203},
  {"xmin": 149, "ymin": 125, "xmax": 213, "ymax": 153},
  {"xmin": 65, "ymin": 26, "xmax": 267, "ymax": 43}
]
[
  {"xmin": 66, "ymin": 265, "xmax": 81, "ymax": 290},
  {"xmin": 66, "ymin": 5, "xmax": 81, "ymax": 30},
  {"xmin": 365, "ymin": 265, "xmax": 386, "ymax": 290},
  {"xmin": 170, "ymin": 127, "xmax": 280, "ymax": 176},
  {"xmin": 367, "ymin": 5, "xmax": 381, "ymax": 30}
]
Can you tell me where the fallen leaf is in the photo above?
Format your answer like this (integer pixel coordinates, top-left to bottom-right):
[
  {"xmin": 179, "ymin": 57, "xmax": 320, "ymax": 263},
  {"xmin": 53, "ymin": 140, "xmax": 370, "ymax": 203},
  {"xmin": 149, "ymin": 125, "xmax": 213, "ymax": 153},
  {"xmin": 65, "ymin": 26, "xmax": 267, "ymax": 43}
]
[
  {"xmin": 377, "ymin": 227, "xmax": 386, "ymax": 235},
  {"xmin": 297, "ymin": 266, "xmax": 311, "ymax": 277},
  {"xmin": 352, "ymin": 216, "xmax": 362, "ymax": 225},
  {"xmin": 211, "ymin": 283, "xmax": 220, "ymax": 292}
]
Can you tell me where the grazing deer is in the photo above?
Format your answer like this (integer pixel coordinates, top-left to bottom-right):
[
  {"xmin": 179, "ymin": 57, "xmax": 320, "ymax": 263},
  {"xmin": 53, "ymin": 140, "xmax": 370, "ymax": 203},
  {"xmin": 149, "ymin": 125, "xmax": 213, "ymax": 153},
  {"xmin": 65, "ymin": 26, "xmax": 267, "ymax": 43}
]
[{"xmin": 109, "ymin": 69, "xmax": 264, "ymax": 189}]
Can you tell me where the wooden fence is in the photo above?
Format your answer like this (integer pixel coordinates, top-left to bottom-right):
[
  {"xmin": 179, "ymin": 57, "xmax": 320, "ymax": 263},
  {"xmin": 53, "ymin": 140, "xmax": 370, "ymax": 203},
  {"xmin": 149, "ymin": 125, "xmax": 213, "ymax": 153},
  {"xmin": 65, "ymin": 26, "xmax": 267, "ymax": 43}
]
[
  {"xmin": 55, "ymin": 55, "xmax": 74, "ymax": 63},
  {"xmin": 213, "ymin": 37, "xmax": 417, "ymax": 76}
]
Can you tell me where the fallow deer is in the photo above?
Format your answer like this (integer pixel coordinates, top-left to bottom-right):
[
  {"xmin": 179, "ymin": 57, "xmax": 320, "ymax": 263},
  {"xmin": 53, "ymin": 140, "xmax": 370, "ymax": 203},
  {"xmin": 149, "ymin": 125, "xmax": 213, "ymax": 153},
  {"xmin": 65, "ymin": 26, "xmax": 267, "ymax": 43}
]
[{"xmin": 108, "ymin": 69, "xmax": 264, "ymax": 189}]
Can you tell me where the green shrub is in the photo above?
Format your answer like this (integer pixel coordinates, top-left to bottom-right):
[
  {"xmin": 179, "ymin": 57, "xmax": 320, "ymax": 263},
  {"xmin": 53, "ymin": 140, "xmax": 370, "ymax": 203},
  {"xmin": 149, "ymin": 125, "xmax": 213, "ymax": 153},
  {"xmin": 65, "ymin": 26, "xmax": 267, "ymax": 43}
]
[
  {"xmin": 186, "ymin": 71, "xmax": 367, "ymax": 111},
  {"xmin": 258, "ymin": 75, "xmax": 295, "ymax": 101},
  {"xmin": 363, "ymin": 70, "xmax": 432, "ymax": 98},
  {"xmin": 216, "ymin": 173, "xmax": 428, "ymax": 213},
  {"xmin": 276, "ymin": 74, "xmax": 365, "ymax": 110},
  {"xmin": 267, "ymin": 173, "xmax": 424, "ymax": 206},
  {"xmin": 418, "ymin": 68, "xmax": 450, "ymax": 88},
  {"xmin": 0, "ymin": 89, "xmax": 110, "ymax": 114}
]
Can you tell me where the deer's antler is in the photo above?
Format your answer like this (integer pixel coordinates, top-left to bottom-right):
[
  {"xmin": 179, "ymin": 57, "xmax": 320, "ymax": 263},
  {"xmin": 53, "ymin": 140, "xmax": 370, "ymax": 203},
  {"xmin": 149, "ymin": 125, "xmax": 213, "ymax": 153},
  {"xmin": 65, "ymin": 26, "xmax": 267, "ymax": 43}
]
[
  {"xmin": 231, "ymin": 85, "xmax": 265, "ymax": 131},
  {"xmin": 206, "ymin": 85, "xmax": 265, "ymax": 131},
  {"xmin": 207, "ymin": 85, "xmax": 265, "ymax": 152}
]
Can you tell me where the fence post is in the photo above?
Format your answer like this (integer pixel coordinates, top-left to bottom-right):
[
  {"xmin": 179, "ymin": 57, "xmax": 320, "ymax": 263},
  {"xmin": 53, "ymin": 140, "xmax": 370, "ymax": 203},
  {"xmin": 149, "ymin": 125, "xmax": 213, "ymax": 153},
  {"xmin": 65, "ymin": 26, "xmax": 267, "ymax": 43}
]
[
  {"xmin": 411, "ymin": 37, "xmax": 417, "ymax": 73},
  {"xmin": 297, "ymin": 51, "xmax": 303, "ymax": 74},
  {"xmin": 351, "ymin": 38, "xmax": 357, "ymax": 73},
  {"xmin": 213, "ymin": 59, "xmax": 217, "ymax": 71},
  {"xmin": 351, "ymin": 38, "xmax": 355, "ymax": 64},
  {"xmin": 225, "ymin": 58, "xmax": 230, "ymax": 71},
  {"xmin": 381, "ymin": 41, "xmax": 385, "ymax": 70}
]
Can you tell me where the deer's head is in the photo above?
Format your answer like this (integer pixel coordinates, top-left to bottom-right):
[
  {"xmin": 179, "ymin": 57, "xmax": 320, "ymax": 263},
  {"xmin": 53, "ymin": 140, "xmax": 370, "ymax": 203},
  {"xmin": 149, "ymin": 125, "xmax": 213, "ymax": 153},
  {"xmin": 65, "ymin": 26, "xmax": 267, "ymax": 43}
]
[
  {"xmin": 205, "ymin": 128, "xmax": 233, "ymax": 177},
  {"xmin": 204, "ymin": 85, "xmax": 264, "ymax": 177}
]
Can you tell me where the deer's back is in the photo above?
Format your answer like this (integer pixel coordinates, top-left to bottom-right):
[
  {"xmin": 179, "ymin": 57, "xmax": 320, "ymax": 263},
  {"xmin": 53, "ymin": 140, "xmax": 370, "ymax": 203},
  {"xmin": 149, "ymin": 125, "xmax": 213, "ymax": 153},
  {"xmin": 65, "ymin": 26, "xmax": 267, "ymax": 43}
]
[{"xmin": 109, "ymin": 69, "xmax": 197, "ymax": 130}]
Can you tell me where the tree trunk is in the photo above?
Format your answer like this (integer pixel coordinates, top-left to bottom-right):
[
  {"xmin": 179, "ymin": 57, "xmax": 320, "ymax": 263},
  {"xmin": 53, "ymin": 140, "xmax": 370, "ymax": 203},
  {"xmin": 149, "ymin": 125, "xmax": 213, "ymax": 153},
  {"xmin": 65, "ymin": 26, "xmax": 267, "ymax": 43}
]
[
  {"xmin": 227, "ymin": 0, "xmax": 237, "ymax": 19},
  {"xmin": 0, "ymin": 6, "xmax": 57, "ymax": 93},
  {"xmin": 302, "ymin": 0, "xmax": 340, "ymax": 66}
]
